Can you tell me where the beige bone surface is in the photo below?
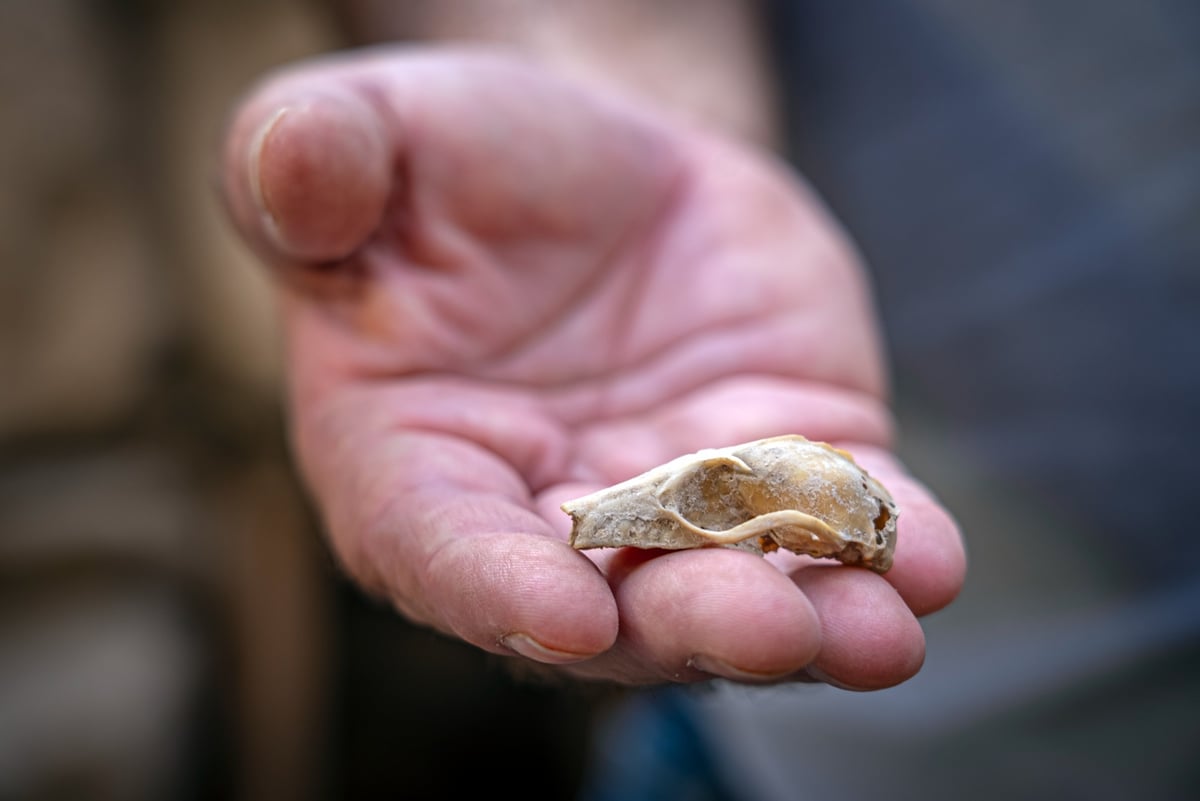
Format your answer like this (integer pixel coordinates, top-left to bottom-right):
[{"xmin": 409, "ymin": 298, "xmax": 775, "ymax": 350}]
[{"xmin": 562, "ymin": 435, "xmax": 897, "ymax": 573}]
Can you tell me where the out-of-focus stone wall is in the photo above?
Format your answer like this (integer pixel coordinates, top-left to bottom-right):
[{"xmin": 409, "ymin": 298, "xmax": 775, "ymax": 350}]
[
  {"xmin": 0, "ymin": 4, "xmax": 611, "ymax": 801},
  {"xmin": 0, "ymin": 2, "xmax": 342, "ymax": 799}
]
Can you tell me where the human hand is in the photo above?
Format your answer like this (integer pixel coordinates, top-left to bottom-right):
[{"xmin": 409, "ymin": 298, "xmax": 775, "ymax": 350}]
[{"xmin": 220, "ymin": 48, "xmax": 965, "ymax": 686}]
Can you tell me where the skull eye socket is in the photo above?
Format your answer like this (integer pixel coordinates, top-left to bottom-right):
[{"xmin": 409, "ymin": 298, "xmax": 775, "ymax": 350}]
[{"xmin": 658, "ymin": 461, "xmax": 756, "ymax": 531}]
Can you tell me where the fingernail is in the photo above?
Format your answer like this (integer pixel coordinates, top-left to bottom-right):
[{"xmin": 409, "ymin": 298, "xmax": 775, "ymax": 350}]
[
  {"xmin": 500, "ymin": 633, "xmax": 591, "ymax": 665},
  {"xmin": 689, "ymin": 654, "xmax": 792, "ymax": 683},
  {"xmin": 803, "ymin": 664, "xmax": 870, "ymax": 691},
  {"xmin": 242, "ymin": 93, "xmax": 391, "ymax": 261},
  {"xmin": 246, "ymin": 105, "xmax": 290, "ymax": 250}
]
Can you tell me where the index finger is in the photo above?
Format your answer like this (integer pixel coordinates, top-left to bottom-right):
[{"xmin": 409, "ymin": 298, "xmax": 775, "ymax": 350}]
[{"xmin": 844, "ymin": 445, "xmax": 967, "ymax": 617}]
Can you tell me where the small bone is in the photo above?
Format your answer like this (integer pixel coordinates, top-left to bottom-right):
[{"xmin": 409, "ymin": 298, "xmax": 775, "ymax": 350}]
[{"xmin": 561, "ymin": 435, "xmax": 897, "ymax": 573}]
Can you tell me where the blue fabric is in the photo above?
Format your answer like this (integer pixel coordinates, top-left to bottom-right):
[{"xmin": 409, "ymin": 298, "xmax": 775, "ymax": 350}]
[{"xmin": 576, "ymin": 688, "xmax": 742, "ymax": 801}]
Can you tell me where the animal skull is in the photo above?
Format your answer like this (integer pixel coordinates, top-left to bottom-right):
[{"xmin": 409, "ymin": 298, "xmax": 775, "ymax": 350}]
[{"xmin": 562, "ymin": 435, "xmax": 897, "ymax": 573}]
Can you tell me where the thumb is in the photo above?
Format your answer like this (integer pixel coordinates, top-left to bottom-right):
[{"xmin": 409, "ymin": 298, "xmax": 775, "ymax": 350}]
[{"xmin": 221, "ymin": 83, "xmax": 392, "ymax": 264}]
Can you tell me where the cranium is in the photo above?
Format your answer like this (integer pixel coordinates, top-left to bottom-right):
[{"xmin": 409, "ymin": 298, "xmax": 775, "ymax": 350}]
[{"xmin": 562, "ymin": 435, "xmax": 897, "ymax": 573}]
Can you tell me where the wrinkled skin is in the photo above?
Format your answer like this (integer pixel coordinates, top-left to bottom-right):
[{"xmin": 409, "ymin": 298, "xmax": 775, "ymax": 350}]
[{"xmin": 220, "ymin": 49, "xmax": 966, "ymax": 686}]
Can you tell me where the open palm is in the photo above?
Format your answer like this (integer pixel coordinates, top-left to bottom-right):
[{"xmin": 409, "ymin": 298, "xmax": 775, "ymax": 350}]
[{"xmin": 222, "ymin": 49, "xmax": 964, "ymax": 686}]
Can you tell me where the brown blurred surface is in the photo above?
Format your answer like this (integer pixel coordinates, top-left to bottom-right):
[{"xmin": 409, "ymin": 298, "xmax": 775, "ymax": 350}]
[{"xmin": 0, "ymin": 2, "xmax": 614, "ymax": 799}]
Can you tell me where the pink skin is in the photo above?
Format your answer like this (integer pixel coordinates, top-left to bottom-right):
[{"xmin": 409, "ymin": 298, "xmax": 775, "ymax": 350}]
[{"xmin": 220, "ymin": 48, "xmax": 966, "ymax": 686}]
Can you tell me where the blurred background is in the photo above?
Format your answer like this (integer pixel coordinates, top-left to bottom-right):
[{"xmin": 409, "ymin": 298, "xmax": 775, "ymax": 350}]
[
  {"xmin": 0, "ymin": 2, "xmax": 619, "ymax": 799},
  {"xmin": 3, "ymin": 1, "xmax": 1199, "ymax": 801}
]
